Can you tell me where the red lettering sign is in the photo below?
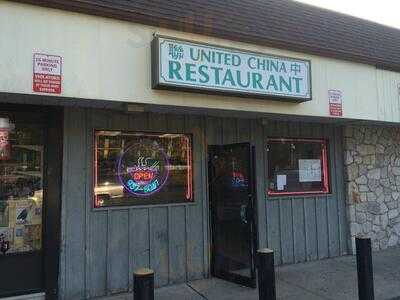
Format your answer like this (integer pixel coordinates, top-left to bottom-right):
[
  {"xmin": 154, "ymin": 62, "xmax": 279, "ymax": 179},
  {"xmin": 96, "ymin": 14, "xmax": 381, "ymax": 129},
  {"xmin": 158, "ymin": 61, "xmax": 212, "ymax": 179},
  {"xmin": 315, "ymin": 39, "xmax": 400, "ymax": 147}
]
[
  {"xmin": 33, "ymin": 53, "xmax": 62, "ymax": 94},
  {"xmin": 329, "ymin": 90, "xmax": 343, "ymax": 117}
]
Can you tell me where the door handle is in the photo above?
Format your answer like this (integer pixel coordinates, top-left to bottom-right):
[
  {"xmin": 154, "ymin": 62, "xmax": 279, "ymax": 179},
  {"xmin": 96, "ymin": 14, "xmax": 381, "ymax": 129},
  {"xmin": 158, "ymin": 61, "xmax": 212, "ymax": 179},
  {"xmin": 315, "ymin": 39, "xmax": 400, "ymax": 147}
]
[{"xmin": 240, "ymin": 204, "xmax": 248, "ymax": 224}]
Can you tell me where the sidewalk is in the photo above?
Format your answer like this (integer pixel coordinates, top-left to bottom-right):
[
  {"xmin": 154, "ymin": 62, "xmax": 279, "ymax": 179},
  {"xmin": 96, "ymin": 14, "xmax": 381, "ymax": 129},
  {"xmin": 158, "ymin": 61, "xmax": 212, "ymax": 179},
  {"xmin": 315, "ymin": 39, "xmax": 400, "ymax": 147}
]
[{"xmin": 154, "ymin": 247, "xmax": 400, "ymax": 300}]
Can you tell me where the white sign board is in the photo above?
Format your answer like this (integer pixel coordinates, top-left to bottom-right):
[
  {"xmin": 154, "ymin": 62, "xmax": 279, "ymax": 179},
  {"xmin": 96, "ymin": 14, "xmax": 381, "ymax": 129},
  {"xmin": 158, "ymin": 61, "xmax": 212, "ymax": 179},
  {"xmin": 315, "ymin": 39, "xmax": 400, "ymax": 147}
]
[
  {"xmin": 33, "ymin": 53, "xmax": 62, "ymax": 94},
  {"xmin": 277, "ymin": 175, "xmax": 287, "ymax": 191},
  {"xmin": 328, "ymin": 89, "xmax": 343, "ymax": 116},
  {"xmin": 153, "ymin": 36, "xmax": 312, "ymax": 101},
  {"xmin": 299, "ymin": 159, "xmax": 322, "ymax": 182}
]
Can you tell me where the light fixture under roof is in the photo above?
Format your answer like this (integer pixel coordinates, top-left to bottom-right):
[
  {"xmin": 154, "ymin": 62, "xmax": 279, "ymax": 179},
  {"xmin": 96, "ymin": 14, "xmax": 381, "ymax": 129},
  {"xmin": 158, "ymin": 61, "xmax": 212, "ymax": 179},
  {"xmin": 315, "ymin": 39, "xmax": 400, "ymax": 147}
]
[{"xmin": 126, "ymin": 104, "xmax": 146, "ymax": 113}]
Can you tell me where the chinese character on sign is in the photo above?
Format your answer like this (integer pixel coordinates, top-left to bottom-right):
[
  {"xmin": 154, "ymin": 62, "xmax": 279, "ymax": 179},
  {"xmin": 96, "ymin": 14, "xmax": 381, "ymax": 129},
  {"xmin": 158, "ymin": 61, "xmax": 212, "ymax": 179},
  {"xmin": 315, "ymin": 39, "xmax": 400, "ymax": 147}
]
[
  {"xmin": 290, "ymin": 63, "xmax": 302, "ymax": 75},
  {"xmin": 168, "ymin": 43, "xmax": 184, "ymax": 60}
]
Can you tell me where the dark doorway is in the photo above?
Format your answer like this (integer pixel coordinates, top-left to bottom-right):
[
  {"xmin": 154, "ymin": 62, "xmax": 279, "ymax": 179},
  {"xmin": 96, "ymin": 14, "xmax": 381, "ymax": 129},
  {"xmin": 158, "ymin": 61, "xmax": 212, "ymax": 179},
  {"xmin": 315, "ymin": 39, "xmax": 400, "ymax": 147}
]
[
  {"xmin": 208, "ymin": 143, "xmax": 257, "ymax": 288},
  {"xmin": 0, "ymin": 104, "xmax": 63, "ymax": 299}
]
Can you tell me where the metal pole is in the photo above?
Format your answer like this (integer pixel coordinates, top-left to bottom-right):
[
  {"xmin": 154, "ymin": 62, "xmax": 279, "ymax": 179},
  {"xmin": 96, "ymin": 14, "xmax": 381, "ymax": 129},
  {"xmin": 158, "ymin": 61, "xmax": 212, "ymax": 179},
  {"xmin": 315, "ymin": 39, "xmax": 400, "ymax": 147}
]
[
  {"xmin": 134, "ymin": 268, "xmax": 154, "ymax": 300},
  {"xmin": 257, "ymin": 248, "xmax": 276, "ymax": 300},
  {"xmin": 356, "ymin": 236, "xmax": 375, "ymax": 300}
]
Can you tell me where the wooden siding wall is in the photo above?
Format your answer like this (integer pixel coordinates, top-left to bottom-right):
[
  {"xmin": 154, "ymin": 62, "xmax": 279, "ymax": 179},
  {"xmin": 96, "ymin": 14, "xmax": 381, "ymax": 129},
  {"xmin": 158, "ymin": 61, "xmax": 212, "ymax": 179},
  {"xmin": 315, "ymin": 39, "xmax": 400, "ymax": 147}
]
[
  {"xmin": 263, "ymin": 121, "xmax": 349, "ymax": 264},
  {"xmin": 60, "ymin": 107, "xmax": 208, "ymax": 299},
  {"xmin": 60, "ymin": 108, "xmax": 349, "ymax": 299}
]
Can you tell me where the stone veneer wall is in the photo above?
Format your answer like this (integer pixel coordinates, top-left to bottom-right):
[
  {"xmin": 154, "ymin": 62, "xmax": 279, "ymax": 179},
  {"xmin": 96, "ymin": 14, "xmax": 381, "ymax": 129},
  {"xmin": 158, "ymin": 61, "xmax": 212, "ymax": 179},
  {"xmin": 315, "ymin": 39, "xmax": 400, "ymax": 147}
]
[{"xmin": 344, "ymin": 125, "xmax": 400, "ymax": 252}]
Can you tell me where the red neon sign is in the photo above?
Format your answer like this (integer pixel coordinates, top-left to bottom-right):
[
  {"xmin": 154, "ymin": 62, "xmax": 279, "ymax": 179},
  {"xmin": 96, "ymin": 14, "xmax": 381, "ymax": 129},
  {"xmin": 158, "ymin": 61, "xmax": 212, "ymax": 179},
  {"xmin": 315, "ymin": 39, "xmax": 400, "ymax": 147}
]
[{"xmin": 132, "ymin": 170, "xmax": 156, "ymax": 182}]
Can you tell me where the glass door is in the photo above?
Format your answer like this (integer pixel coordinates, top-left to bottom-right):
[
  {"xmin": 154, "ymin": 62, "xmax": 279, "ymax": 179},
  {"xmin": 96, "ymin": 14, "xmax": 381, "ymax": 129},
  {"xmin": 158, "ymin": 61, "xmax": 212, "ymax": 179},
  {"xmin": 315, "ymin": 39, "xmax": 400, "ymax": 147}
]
[
  {"xmin": 0, "ymin": 105, "xmax": 62, "ymax": 299},
  {"xmin": 208, "ymin": 143, "xmax": 257, "ymax": 287}
]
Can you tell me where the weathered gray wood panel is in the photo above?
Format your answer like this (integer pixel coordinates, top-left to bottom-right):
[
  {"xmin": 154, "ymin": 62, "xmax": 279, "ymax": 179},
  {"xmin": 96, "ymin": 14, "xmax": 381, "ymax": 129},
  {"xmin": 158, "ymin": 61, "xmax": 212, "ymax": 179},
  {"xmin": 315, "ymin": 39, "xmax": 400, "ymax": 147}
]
[
  {"xmin": 61, "ymin": 109, "xmax": 211, "ymax": 299},
  {"xmin": 252, "ymin": 120, "xmax": 268, "ymax": 250},
  {"xmin": 264, "ymin": 120, "xmax": 349, "ymax": 264},
  {"xmin": 88, "ymin": 211, "xmax": 108, "ymax": 297},
  {"xmin": 108, "ymin": 210, "xmax": 130, "ymax": 293},
  {"xmin": 150, "ymin": 207, "xmax": 169, "ymax": 286},
  {"xmin": 60, "ymin": 109, "xmax": 348, "ymax": 299},
  {"xmin": 61, "ymin": 107, "xmax": 87, "ymax": 300},
  {"xmin": 168, "ymin": 206, "xmax": 187, "ymax": 284},
  {"xmin": 129, "ymin": 208, "xmax": 150, "ymax": 290},
  {"xmin": 304, "ymin": 198, "xmax": 318, "ymax": 261},
  {"xmin": 185, "ymin": 115, "xmax": 207, "ymax": 281},
  {"xmin": 279, "ymin": 199, "xmax": 294, "ymax": 264},
  {"xmin": 292, "ymin": 198, "xmax": 306, "ymax": 263},
  {"xmin": 334, "ymin": 127, "xmax": 350, "ymax": 255},
  {"xmin": 315, "ymin": 197, "xmax": 329, "ymax": 259}
]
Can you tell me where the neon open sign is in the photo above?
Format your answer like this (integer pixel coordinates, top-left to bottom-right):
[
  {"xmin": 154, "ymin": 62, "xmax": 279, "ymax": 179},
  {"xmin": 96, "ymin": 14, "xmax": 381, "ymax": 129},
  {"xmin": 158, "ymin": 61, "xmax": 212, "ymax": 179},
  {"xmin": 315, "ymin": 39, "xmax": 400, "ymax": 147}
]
[
  {"xmin": 117, "ymin": 143, "xmax": 170, "ymax": 196},
  {"xmin": 94, "ymin": 130, "xmax": 193, "ymax": 208}
]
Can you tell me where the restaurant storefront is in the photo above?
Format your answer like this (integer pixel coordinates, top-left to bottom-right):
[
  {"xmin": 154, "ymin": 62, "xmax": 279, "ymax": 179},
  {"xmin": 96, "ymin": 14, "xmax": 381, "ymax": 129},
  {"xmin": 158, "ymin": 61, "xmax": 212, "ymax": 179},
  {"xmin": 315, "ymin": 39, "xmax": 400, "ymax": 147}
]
[{"xmin": 1, "ymin": 0, "xmax": 400, "ymax": 299}]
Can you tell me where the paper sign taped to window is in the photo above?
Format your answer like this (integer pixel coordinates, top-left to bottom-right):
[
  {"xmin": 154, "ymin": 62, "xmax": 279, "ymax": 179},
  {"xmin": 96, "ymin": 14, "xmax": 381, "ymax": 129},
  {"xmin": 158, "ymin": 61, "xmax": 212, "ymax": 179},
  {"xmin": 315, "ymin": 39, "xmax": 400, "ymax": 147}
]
[
  {"xmin": 299, "ymin": 159, "xmax": 321, "ymax": 182},
  {"xmin": 277, "ymin": 174, "xmax": 287, "ymax": 191}
]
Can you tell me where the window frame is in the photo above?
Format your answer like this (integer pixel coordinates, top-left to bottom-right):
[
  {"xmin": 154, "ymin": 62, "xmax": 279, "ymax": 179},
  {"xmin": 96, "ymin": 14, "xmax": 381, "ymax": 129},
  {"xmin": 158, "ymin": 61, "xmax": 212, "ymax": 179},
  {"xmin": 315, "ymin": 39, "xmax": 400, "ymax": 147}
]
[
  {"xmin": 93, "ymin": 129, "xmax": 194, "ymax": 209},
  {"xmin": 266, "ymin": 137, "xmax": 330, "ymax": 197}
]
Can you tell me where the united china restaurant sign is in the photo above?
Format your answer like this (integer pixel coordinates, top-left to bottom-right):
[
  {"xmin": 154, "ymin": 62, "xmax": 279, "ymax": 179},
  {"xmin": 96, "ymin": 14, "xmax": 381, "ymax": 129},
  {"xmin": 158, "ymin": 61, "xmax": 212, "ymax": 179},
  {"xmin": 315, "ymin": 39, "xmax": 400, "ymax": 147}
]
[{"xmin": 152, "ymin": 36, "xmax": 312, "ymax": 102}]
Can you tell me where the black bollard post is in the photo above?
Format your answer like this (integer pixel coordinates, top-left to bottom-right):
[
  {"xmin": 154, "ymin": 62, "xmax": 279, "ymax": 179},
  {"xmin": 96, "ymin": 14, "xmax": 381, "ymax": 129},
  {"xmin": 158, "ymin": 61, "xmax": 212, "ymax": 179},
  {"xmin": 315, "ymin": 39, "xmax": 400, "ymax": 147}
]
[
  {"xmin": 257, "ymin": 248, "xmax": 276, "ymax": 300},
  {"xmin": 356, "ymin": 236, "xmax": 375, "ymax": 300},
  {"xmin": 133, "ymin": 268, "xmax": 154, "ymax": 300}
]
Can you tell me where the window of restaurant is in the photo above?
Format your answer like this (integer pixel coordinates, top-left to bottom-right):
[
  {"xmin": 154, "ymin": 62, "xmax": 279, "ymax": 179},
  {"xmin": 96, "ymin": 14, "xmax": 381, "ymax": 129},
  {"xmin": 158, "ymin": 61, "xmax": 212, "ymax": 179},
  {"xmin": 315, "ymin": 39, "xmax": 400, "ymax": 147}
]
[
  {"xmin": 0, "ymin": 117, "xmax": 44, "ymax": 255},
  {"xmin": 267, "ymin": 138, "xmax": 330, "ymax": 196},
  {"xmin": 94, "ymin": 130, "xmax": 193, "ymax": 208},
  {"xmin": 0, "ymin": 106, "xmax": 62, "ymax": 298}
]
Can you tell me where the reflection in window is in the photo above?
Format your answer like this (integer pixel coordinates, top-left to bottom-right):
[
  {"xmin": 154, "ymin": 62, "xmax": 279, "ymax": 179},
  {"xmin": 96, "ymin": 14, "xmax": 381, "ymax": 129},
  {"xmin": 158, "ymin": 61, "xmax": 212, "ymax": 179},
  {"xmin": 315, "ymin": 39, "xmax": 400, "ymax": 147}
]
[
  {"xmin": 0, "ymin": 117, "xmax": 43, "ymax": 255},
  {"xmin": 267, "ymin": 138, "xmax": 330, "ymax": 196},
  {"xmin": 94, "ymin": 131, "xmax": 193, "ymax": 207}
]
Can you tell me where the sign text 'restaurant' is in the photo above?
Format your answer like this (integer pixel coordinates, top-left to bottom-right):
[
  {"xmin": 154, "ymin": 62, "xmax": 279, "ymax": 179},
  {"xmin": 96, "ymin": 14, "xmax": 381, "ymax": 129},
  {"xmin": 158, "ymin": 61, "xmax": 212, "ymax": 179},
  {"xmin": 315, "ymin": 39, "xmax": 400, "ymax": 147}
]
[{"xmin": 153, "ymin": 37, "xmax": 311, "ymax": 101}]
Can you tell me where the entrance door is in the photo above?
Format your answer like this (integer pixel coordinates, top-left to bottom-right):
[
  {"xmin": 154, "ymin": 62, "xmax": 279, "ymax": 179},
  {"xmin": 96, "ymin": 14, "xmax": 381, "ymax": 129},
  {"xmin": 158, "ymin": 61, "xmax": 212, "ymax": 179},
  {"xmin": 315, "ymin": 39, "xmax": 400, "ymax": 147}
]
[
  {"xmin": 0, "ymin": 105, "xmax": 62, "ymax": 299},
  {"xmin": 208, "ymin": 143, "xmax": 257, "ymax": 287}
]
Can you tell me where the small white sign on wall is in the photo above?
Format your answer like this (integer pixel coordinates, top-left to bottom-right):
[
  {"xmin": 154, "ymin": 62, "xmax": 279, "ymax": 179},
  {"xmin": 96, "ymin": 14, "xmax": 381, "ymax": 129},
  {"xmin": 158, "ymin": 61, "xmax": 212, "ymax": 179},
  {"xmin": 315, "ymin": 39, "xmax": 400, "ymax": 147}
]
[
  {"xmin": 328, "ymin": 89, "xmax": 343, "ymax": 117},
  {"xmin": 33, "ymin": 53, "xmax": 62, "ymax": 94},
  {"xmin": 276, "ymin": 174, "xmax": 287, "ymax": 191},
  {"xmin": 299, "ymin": 159, "xmax": 322, "ymax": 182}
]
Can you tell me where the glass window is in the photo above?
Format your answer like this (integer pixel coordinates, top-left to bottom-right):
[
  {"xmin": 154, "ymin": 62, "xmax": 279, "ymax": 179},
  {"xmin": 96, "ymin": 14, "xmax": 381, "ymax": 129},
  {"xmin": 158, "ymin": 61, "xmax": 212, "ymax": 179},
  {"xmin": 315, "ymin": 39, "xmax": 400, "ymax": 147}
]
[
  {"xmin": 0, "ymin": 117, "xmax": 44, "ymax": 255},
  {"xmin": 94, "ymin": 130, "xmax": 193, "ymax": 208},
  {"xmin": 267, "ymin": 138, "xmax": 329, "ymax": 196}
]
